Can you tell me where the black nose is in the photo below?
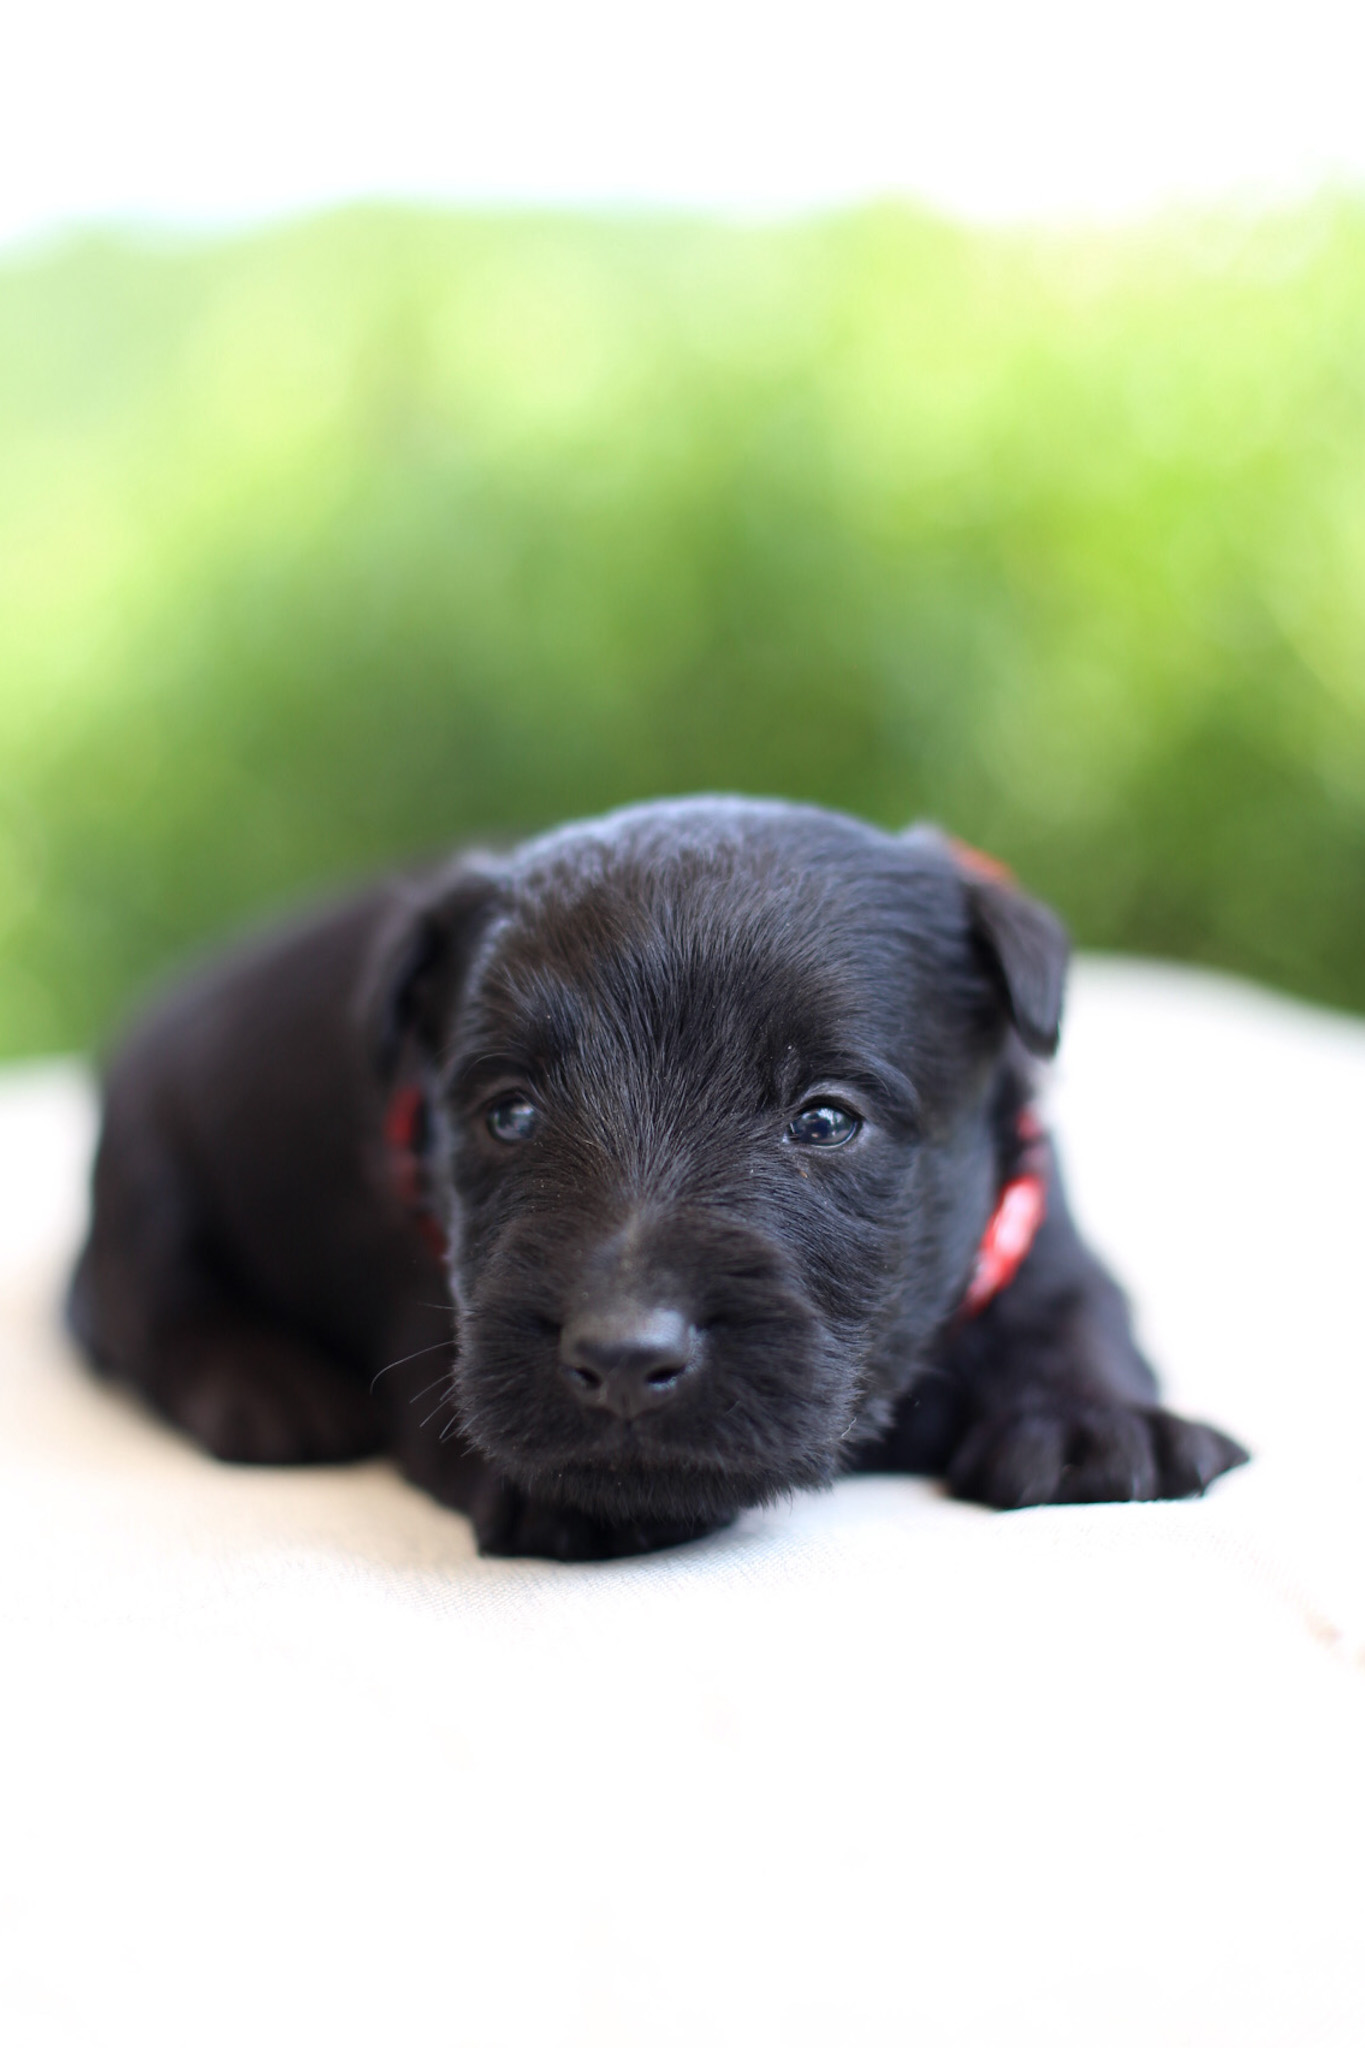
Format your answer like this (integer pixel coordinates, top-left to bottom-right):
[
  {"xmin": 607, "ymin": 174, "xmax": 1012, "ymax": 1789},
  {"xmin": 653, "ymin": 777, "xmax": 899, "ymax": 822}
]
[{"xmin": 560, "ymin": 1307, "xmax": 699, "ymax": 1419}]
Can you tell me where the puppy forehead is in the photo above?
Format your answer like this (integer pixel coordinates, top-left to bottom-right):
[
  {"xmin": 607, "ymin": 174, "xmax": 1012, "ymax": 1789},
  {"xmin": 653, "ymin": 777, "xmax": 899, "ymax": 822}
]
[{"xmin": 460, "ymin": 816, "xmax": 962, "ymax": 1072}]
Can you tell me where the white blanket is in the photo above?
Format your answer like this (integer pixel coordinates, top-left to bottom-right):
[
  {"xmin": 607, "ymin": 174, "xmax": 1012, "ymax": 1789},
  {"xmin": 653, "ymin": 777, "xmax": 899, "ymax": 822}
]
[{"xmin": 2, "ymin": 960, "xmax": 1362, "ymax": 2047}]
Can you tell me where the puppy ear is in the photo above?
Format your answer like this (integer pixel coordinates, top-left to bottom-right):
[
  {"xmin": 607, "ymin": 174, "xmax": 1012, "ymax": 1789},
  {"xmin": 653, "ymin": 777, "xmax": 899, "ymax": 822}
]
[
  {"xmin": 364, "ymin": 862, "xmax": 505, "ymax": 1077},
  {"xmin": 903, "ymin": 827, "xmax": 1070, "ymax": 1056},
  {"xmin": 962, "ymin": 860, "xmax": 1070, "ymax": 1059}
]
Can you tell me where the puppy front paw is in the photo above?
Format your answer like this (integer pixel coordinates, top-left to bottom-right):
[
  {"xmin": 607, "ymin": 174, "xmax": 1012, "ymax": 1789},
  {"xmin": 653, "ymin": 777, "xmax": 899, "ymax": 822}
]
[
  {"xmin": 946, "ymin": 1397, "xmax": 1249, "ymax": 1510},
  {"xmin": 471, "ymin": 1480, "xmax": 722, "ymax": 1561}
]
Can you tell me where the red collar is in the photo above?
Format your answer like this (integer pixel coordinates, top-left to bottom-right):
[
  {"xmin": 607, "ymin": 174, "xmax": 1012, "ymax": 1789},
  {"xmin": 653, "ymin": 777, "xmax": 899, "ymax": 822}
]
[
  {"xmin": 947, "ymin": 835, "xmax": 1016, "ymax": 887},
  {"xmin": 387, "ymin": 1083, "xmax": 1049, "ymax": 1310},
  {"xmin": 383, "ymin": 1083, "xmax": 448, "ymax": 1260},
  {"xmin": 960, "ymin": 1108, "xmax": 1048, "ymax": 1317}
]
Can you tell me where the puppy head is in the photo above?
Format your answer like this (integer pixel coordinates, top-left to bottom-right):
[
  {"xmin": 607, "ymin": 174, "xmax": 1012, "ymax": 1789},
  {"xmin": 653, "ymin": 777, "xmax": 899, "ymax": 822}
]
[{"xmin": 373, "ymin": 799, "xmax": 1067, "ymax": 1524}]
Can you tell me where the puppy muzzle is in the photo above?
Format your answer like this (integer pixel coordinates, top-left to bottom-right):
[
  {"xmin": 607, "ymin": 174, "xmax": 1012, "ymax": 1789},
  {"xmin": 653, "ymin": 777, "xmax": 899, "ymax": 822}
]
[{"xmin": 451, "ymin": 1208, "xmax": 849, "ymax": 1518}]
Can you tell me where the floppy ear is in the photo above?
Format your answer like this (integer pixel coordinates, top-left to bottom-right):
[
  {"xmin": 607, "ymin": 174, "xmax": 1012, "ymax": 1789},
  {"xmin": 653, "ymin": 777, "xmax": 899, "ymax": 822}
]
[
  {"xmin": 963, "ymin": 865, "xmax": 1070, "ymax": 1058},
  {"xmin": 364, "ymin": 862, "xmax": 506, "ymax": 1078}
]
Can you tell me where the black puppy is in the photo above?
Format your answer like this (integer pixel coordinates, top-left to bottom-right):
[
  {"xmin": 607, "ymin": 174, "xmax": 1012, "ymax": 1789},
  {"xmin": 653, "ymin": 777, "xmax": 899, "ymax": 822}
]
[{"xmin": 68, "ymin": 798, "xmax": 1247, "ymax": 1559}]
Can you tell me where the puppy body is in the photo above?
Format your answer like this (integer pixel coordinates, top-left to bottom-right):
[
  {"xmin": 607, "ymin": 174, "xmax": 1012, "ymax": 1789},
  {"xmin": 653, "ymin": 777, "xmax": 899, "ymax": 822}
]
[{"xmin": 68, "ymin": 799, "xmax": 1247, "ymax": 1558}]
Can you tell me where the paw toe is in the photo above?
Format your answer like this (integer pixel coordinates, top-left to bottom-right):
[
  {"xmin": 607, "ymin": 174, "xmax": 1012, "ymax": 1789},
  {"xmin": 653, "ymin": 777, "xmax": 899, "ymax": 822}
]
[
  {"xmin": 947, "ymin": 1406, "xmax": 1071, "ymax": 1509},
  {"xmin": 1146, "ymin": 1409, "xmax": 1250, "ymax": 1497},
  {"xmin": 1052, "ymin": 1406, "xmax": 1159, "ymax": 1504}
]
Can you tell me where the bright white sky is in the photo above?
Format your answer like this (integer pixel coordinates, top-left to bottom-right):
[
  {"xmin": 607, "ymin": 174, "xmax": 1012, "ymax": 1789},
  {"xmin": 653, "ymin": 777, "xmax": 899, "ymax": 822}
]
[{"xmin": 1, "ymin": 0, "xmax": 1362, "ymax": 246}]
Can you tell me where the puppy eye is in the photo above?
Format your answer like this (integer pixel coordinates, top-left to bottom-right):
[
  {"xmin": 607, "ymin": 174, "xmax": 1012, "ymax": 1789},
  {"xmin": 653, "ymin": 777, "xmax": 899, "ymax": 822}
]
[
  {"xmin": 786, "ymin": 1102, "xmax": 861, "ymax": 1147},
  {"xmin": 485, "ymin": 1094, "xmax": 539, "ymax": 1143}
]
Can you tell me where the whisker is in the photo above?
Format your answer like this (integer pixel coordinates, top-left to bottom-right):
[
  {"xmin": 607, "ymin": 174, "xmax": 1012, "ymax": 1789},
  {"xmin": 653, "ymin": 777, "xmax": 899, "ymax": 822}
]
[
  {"xmin": 419, "ymin": 1387, "xmax": 459, "ymax": 1431},
  {"xmin": 408, "ymin": 1370, "xmax": 456, "ymax": 1407},
  {"xmin": 369, "ymin": 1336, "xmax": 455, "ymax": 1393}
]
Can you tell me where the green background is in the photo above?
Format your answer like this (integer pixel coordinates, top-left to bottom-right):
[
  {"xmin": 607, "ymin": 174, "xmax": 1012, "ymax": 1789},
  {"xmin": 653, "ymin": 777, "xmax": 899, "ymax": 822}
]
[{"xmin": 2, "ymin": 199, "xmax": 1363, "ymax": 1056}]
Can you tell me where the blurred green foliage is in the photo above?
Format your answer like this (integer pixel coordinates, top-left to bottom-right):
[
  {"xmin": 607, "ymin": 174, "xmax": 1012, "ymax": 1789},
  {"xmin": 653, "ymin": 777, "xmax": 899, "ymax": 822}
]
[{"xmin": 2, "ymin": 200, "xmax": 1364, "ymax": 1055}]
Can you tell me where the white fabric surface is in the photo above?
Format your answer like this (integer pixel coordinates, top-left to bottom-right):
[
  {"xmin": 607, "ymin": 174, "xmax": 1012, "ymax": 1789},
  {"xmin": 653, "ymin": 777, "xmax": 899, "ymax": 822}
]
[{"xmin": 1, "ymin": 959, "xmax": 1363, "ymax": 2048}]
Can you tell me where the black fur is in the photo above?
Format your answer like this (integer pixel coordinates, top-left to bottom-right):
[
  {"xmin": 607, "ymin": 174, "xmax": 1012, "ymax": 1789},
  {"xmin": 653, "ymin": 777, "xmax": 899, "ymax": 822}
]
[{"xmin": 67, "ymin": 798, "xmax": 1248, "ymax": 1559}]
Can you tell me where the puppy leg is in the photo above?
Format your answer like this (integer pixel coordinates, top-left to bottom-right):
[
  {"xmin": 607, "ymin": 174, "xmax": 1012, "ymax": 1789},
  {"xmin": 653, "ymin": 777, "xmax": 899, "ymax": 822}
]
[
  {"xmin": 68, "ymin": 1107, "xmax": 381, "ymax": 1466},
  {"xmin": 870, "ymin": 1163, "xmax": 1248, "ymax": 1508}
]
